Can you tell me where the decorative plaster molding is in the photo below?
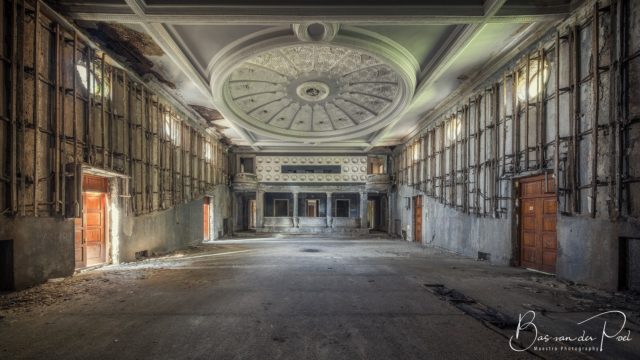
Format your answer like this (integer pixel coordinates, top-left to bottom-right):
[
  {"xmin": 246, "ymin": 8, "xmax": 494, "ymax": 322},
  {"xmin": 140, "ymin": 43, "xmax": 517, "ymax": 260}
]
[
  {"xmin": 209, "ymin": 27, "xmax": 417, "ymax": 143},
  {"xmin": 255, "ymin": 156, "xmax": 368, "ymax": 183}
]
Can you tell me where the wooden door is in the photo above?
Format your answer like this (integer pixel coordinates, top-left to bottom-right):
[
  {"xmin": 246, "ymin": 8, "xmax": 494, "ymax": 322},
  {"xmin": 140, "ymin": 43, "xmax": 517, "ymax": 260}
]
[
  {"xmin": 520, "ymin": 174, "xmax": 557, "ymax": 273},
  {"xmin": 83, "ymin": 192, "xmax": 106, "ymax": 266},
  {"xmin": 248, "ymin": 199, "xmax": 256, "ymax": 229},
  {"xmin": 76, "ymin": 175, "xmax": 108, "ymax": 269},
  {"xmin": 203, "ymin": 197, "xmax": 210, "ymax": 241},
  {"xmin": 414, "ymin": 196, "xmax": 422, "ymax": 243}
]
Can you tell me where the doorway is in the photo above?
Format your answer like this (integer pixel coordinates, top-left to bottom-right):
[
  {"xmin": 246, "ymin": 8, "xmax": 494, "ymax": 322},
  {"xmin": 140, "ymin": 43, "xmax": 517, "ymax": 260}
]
[
  {"xmin": 306, "ymin": 199, "xmax": 318, "ymax": 217},
  {"xmin": 414, "ymin": 196, "xmax": 422, "ymax": 243},
  {"xmin": 335, "ymin": 199, "xmax": 350, "ymax": 217},
  {"xmin": 519, "ymin": 174, "xmax": 557, "ymax": 273},
  {"xmin": 76, "ymin": 175, "xmax": 109, "ymax": 269},
  {"xmin": 0, "ymin": 240, "xmax": 14, "ymax": 291},
  {"xmin": 248, "ymin": 199, "xmax": 257, "ymax": 229},
  {"xmin": 203, "ymin": 197, "xmax": 211, "ymax": 241},
  {"xmin": 367, "ymin": 200, "xmax": 375, "ymax": 229}
]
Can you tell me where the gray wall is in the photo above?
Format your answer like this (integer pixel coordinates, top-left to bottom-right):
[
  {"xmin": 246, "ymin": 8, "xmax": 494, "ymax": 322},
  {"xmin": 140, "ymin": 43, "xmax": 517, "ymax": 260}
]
[
  {"xmin": 0, "ymin": 217, "xmax": 75, "ymax": 290},
  {"xmin": 393, "ymin": 184, "xmax": 512, "ymax": 265},
  {"xmin": 117, "ymin": 199, "xmax": 205, "ymax": 263},
  {"xmin": 116, "ymin": 184, "xmax": 232, "ymax": 262}
]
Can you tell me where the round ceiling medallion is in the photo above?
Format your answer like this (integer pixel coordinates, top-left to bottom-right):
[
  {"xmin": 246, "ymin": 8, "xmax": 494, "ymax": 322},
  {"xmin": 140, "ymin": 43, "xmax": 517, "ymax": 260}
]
[
  {"xmin": 296, "ymin": 81, "xmax": 330, "ymax": 102},
  {"xmin": 209, "ymin": 27, "xmax": 417, "ymax": 142}
]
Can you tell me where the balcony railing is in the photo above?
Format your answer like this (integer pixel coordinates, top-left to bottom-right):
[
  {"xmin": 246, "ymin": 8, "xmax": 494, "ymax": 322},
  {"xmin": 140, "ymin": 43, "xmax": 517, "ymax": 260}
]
[{"xmin": 232, "ymin": 172, "xmax": 257, "ymax": 184}]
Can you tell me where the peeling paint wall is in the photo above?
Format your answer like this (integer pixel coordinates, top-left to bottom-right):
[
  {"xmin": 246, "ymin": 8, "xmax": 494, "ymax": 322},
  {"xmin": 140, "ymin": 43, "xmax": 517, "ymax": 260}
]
[
  {"xmin": 392, "ymin": 0, "xmax": 640, "ymax": 290},
  {"xmin": 0, "ymin": 0, "xmax": 231, "ymax": 289}
]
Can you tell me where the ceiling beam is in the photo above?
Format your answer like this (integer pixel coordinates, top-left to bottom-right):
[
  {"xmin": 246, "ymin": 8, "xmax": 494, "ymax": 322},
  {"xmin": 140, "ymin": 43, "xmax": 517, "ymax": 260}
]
[{"xmin": 70, "ymin": 12, "xmax": 568, "ymax": 26}]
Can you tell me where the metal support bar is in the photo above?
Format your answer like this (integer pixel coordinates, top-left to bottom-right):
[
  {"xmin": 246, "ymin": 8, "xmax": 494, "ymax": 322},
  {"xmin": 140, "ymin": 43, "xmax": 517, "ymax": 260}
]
[
  {"xmin": 33, "ymin": 0, "xmax": 40, "ymax": 216},
  {"xmin": 591, "ymin": 4, "xmax": 599, "ymax": 218}
]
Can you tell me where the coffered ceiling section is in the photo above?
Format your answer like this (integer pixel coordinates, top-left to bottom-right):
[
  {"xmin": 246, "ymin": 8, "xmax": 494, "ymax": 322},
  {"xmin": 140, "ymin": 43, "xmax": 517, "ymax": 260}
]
[{"xmin": 57, "ymin": 0, "xmax": 572, "ymax": 152}]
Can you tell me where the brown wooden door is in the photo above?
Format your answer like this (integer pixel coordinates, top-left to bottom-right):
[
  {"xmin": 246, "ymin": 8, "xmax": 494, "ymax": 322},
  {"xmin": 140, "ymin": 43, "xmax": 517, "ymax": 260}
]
[
  {"xmin": 83, "ymin": 192, "xmax": 106, "ymax": 266},
  {"xmin": 520, "ymin": 174, "xmax": 557, "ymax": 273},
  {"xmin": 203, "ymin": 197, "xmax": 210, "ymax": 241},
  {"xmin": 76, "ymin": 175, "xmax": 108, "ymax": 269},
  {"xmin": 414, "ymin": 196, "xmax": 422, "ymax": 243}
]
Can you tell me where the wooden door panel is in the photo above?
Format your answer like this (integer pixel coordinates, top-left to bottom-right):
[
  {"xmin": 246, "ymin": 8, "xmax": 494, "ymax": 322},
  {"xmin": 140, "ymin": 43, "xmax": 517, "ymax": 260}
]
[
  {"xmin": 86, "ymin": 212, "xmax": 102, "ymax": 226},
  {"xmin": 522, "ymin": 199, "xmax": 536, "ymax": 213},
  {"xmin": 522, "ymin": 216, "xmax": 536, "ymax": 230},
  {"xmin": 523, "ymin": 232, "xmax": 536, "ymax": 247},
  {"xmin": 522, "ymin": 182, "xmax": 541, "ymax": 197},
  {"xmin": 542, "ymin": 233, "xmax": 557, "ymax": 249},
  {"xmin": 543, "ymin": 198, "xmax": 556, "ymax": 213},
  {"xmin": 522, "ymin": 248, "xmax": 537, "ymax": 264},
  {"xmin": 86, "ymin": 244, "xmax": 103, "ymax": 259},
  {"xmin": 542, "ymin": 217, "xmax": 556, "ymax": 231}
]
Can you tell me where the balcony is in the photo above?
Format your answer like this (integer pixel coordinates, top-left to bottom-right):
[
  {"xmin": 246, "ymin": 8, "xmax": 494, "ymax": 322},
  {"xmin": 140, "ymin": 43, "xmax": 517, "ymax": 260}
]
[
  {"xmin": 365, "ymin": 173, "xmax": 390, "ymax": 191},
  {"xmin": 232, "ymin": 172, "xmax": 257, "ymax": 191}
]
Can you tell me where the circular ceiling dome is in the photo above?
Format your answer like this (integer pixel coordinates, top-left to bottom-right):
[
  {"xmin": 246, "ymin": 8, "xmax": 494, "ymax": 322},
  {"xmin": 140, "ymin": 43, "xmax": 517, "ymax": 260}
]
[{"xmin": 210, "ymin": 28, "xmax": 417, "ymax": 142}]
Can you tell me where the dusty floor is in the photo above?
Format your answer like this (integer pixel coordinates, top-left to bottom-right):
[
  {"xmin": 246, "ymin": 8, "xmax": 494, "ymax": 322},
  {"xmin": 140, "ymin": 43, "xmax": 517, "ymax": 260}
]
[{"xmin": 0, "ymin": 237, "xmax": 639, "ymax": 360}]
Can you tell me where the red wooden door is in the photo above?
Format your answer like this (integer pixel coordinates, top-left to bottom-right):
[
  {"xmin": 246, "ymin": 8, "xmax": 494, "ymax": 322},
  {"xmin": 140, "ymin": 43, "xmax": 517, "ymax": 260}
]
[
  {"xmin": 520, "ymin": 175, "xmax": 557, "ymax": 273},
  {"xmin": 414, "ymin": 196, "xmax": 422, "ymax": 243},
  {"xmin": 83, "ymin": 193, "xmax": 106, "ymax": 266},
  {"xmin": 76, "ymin": 175, "xmax": 108, "ymax": 269},
  {"xmin": 203, "ymin": 197, "xmax": 210, "ymax": 240}
]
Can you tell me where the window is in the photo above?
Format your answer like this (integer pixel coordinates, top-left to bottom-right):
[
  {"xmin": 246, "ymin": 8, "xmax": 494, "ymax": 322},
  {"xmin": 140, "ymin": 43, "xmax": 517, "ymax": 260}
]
[
  {"xmin": 76, "ymin": 63, "xmax": 110, "ymax": 97},
  {"xmin": 367, "ymin": 156, "xmax": 386, "ymax": 174},
  {"xmin": 516, "ymin": 58, "xmax": 549, "ymax": 103},
  {"xmin": 273, "ymin": 199, "xmax": 289, "ymax": 217},
  {"xmin": 240, "ymin": 157, "xmax": 254, "ymax": 173},
  {"xmin": 335, "ymin": 199, "xmax": 349, "ymax": 217}
]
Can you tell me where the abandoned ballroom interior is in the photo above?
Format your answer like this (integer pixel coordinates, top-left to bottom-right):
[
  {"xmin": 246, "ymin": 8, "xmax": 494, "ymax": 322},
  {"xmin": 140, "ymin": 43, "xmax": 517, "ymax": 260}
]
[{"xmin": 0, "ymin": 1, "xmax": 639, "ymax": 355}]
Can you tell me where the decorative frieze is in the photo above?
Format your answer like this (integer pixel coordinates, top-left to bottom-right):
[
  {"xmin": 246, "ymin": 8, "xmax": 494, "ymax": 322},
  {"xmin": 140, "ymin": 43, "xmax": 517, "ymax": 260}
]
[{"xmin": 255, "ymin": 156, "xmax": 368, "ymax": 183}]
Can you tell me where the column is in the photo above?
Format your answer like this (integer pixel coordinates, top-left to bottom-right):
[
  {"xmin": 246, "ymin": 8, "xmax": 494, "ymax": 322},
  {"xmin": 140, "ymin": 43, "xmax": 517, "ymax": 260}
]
[
  {"xmin": 293, "ymin": 191, "xmax": 299, "ymax": 228},
  {"xmin": 359, "ymin": 191, "xmax": 368, "ymax": 229},
  {"xmin": 231, "ymin": 192, "xmax": 238, "ymax": 235},
  {"xmin": 256, "ymin": 189, "xmax": 264, "ymax": 229},
  {"xmin": 326, "ymin": 192, "xmax": 332, "ymax": 228},
  {"xmin": 387, "ymin": 192, "xmax": 393, "ymax": 236}
]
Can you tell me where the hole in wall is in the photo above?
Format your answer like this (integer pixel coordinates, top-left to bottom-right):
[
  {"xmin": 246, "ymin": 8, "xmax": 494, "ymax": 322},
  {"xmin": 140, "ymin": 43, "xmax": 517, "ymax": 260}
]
[
  {"xmin": 135, "ymin": 250, "xmax": 149, "ymax": 260},
  {"xmin": 477, "ymin": 251, "xmax": 491, "ymax": 262},
  {"xmin": 0, "ymin": 240, "xmax": 15, "ymax": 291},
  {"xmin": 619, "ymin": 238, "xmax": 640, "ymax": 291}
]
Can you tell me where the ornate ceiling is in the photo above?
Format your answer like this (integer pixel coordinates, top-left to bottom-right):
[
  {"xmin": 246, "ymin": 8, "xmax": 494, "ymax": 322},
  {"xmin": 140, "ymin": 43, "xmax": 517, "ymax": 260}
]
[
  {"xmin": 59, "ymin": 0, "xmax": 572, "ymax": 152},
  {"xmin": 211, "ymin": 28, "xmax": 416, "ymax": 142}
]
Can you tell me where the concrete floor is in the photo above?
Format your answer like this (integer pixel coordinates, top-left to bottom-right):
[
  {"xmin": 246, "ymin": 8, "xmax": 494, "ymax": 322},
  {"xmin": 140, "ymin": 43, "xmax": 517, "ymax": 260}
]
[{"xmin": 1, "ymin": 237, "xmax": 639, "ymax": 360}]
